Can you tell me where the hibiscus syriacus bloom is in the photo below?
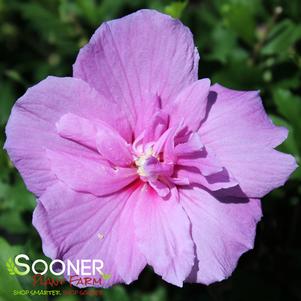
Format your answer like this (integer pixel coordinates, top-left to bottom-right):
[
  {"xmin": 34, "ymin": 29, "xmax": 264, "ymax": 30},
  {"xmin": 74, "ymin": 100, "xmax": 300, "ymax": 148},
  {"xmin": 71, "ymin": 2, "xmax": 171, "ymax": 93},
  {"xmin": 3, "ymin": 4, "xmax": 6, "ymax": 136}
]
[{"xmin": 5, "ymin": 10, "xmax": 297, "ymax": 287}]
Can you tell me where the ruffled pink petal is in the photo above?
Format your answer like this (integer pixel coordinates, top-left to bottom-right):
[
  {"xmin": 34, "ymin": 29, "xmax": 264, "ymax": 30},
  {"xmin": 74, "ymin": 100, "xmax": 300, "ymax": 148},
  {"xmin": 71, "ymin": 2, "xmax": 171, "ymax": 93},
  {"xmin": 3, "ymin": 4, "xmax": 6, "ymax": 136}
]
[
  {"xmin": 199, "ymin": 84, "xmax": 297, "ymax": 197},
  {"xmin": 148, "ymin": 179, "xmax": 170, "ymax": 198},
  {"xmin": 4, "ymin": 76, "xmax": 132, "ymax": 196},
  {"xmin": 134, "ymin": 185, "xmax": 194, "ymax": 286},
  {"xmin": 57, "ymin": 113, "xmax": 133, "ymax": 167},
  {"xmin": 47, "ymin": 149, "xmax": 137, "ymax": 196},
  {"xmin": 56, "ymin": 113, "xmax": 98, "ymax": 151},
  {"xmin": 153, "ymin": 123, "xmax": 184, "ymax": 162},
  {"xmin": 174, "ymin": 132, "xmax": 204, "ymax": 154},
  {"xmin": 177, "ymin": 155, "xmax": 223, "ymax": 177},
  {"xmin": 169, "ymin": 177, "xmax": 190, "ymax": 186},
  {"xmin": 143, "ymin": 111, "xmax": 169, "ymax": 145},
  {"xmin": 73, "ymin": 9, "xmax": 199, "ymax": 128},
  {"xmin": 167, "ymin": 79, "xmax": 211, "ymax": 131},
  {"xmin": 176, "ymin": 140, "xmax": 223, "ymax": 177},
  {"xmin": 135, "ymin": 92, "xmax": 167, "ymax": 140},
  {"xmin": 95, "ymin": 127, "xmax": 132, "ymax": 167},
  {"xmin": 175, "ymin": 166, "xmax": 238, "ymax": 190},
  {"xmin": 153, "ymin": 127, "xmax": 174, "ymax": 157},
  {"xmin": 32, "ymin": 183, "xmax": 146, "ymax": 287},
  {"xmin": 143, "ymin": 157, "xmax": 173, "ymax": 178},
  {"xmin": 180, "ymin": 186, "xmax": 262, "ymax": 285}
]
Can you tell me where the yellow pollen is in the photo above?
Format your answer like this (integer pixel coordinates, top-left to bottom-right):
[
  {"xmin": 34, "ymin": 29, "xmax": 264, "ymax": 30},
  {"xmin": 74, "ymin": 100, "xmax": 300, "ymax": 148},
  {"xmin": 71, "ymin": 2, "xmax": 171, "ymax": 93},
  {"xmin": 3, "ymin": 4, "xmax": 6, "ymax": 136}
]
[{"xmin": 135, "ymin": 148, "xmax": 153, "ymax": 177}]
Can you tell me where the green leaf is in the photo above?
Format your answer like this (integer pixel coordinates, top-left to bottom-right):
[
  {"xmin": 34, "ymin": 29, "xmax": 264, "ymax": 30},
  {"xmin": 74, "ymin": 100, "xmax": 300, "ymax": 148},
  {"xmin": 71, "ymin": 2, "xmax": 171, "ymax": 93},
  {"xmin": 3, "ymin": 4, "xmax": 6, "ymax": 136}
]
[
  {"xmin": 0, "ymin": 177, "xmax": 35, "ymax": 212},
  {"xmin": 273, "ymin": 89, "xmax": 301, "ymax": 135},
  {"xmin": 270, "ymin": 115, "xmax": 299, "ymax": 156},
  {"xmin": 0, "ymin": 238, "xmax": 31, "ymax": 301},
  {"xmin": 0, "ymin": 210, "xmax": 28, "ymax": 234},
  {"xmin": 212, "ymin": 59, "xmax": 261, "ymax": 89},
  {"xmin": 262, "ymin": 19, "xmax": 301, "ymax": 55},
  {"xmin": 75, "ymin": 0, "xmax": 99, "ymax": 25},
  {"xmin": 0, "ymin": 176, "xmax": 35, "ymax": 233},
  {"xmin": 270, "ymin": 114, "xmax": 301, "ymax": 180},
  {"xmin": 18, "ymin": 2, "xmax": 77, "ymax": 54},
  {"xmin": 76, "ymin": 0, "xmax": 125, "ymax": 25},
  {"xmin": 104, "ymin": 285, "xmax": 130, "ymax": 301},
  {"xmin": 164, "ymin": 1, "xmax": 187, "ymax": 19},
  {"xmin": 0, "ymin": 80, "xmax": 15, "ymax": 126},
  {"xmin": 220, "ymin": 0, "xmax": 257, "ymax": 45},
  {"xmin": 206, "ymin": 26, "xmax": 238, "ymax": 63},
  {"xmin": 272, "ymin": 89, "xmax": 301, "ymax": 180},
  {"xmin": 141, "ymin": 287, "xmax": 167, "ymax": 301}
]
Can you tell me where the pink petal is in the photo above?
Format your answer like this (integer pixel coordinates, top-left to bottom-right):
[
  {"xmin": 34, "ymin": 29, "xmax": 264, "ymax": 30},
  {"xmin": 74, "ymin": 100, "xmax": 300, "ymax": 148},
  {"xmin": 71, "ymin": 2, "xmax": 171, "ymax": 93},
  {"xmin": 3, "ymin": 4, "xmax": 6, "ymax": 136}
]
[
  {"xmin": 175, "ymin": 132, "xmax": 204, "ymax": 154},
  {"xmin": 4, "ymin": 76, "xmax": 132, "ymax": 196},
  {"xmin": 32, "ymin": 183, "xmax": 146, "ymax": 287},
  {"xmin": 96, "ymin": 126, "xmax": 133, "ymax": 167},
  {"xmin": 199, "ymin": 84, "xmax": 297, "ymax": 197},
  {"xmin": 135, "ymin": 92, "xmax": 163, "ymax": 139},
  {"xmin": 153, "ymin": 123, "xmax": 184, "ymax": 162},
  {"xmin": 143, "ymin": 157, "xmax": 173, "ymax": 178},
  {"xmin": 47, "ymin": 149, "xmax": 137, "ymax": 196},
  {"xmin": 202, "ymin": 168, "xmax": 238, "ymax": 190},
  {"xmin": 143, "ymin": 111, "xmax": 169, "ymax": 145},
  {"xmin": 111, "ymin": 186, "xmax": 147, "ymax": 283},
  {"xmin": 175, "ymin": 166, "xmax": 238, "ymax": 190},
  {"xmin": 176, "ymin": 135, "xmax": 223, "ymax": 176},
  {"xmin": 148, "ymin": 179, "xmax": 170, "ymax": 198},
  {"xmin": 134, "ymin": 185, "xmax": 194, "ymax": 286},
  {"xmin": 167, "ymin": 79, "xmax": 211, "ymax": 131},
  {"xmin": 73, "ymin": 9, "xmax": 199, "ymax": 128},
  {"xmin": 57, "ymin": 113, "xmax": 98, "ymax": 151},
  {"xmin": 180, "ymin": 186, "xmax": 262, "ymax": 285},
  {"xmin": 58, "ymin": 113, "xmax": 133, "ymax": 167},
  {"xmin": 152, "ymin": 127, "xmax": 174, "ymax": 156},
  {"xmin": 169, "ymin": 177, "xmax": 190, "ymax": 185},
  {"xmin": 177, "ymin": 155, "xmax": 223, "ymax": 177}
]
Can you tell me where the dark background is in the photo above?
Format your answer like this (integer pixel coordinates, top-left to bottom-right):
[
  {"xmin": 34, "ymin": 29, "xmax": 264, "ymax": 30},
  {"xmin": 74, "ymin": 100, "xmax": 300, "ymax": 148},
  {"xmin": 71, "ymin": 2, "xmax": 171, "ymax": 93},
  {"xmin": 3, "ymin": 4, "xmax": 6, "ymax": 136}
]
[{"xmin": 0, "ymin": 0, "xmax": 300, "ymax": 300}]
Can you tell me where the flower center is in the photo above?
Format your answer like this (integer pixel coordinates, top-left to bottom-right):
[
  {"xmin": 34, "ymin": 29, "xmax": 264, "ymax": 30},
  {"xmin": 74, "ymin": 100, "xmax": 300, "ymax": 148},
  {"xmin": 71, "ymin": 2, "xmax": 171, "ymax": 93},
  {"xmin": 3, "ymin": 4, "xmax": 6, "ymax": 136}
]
[
  {"xmin": 134, "ymin": 146, "xmax": 173, "ymax": 182},
  {"xmin": 134, "ymin": 147, "xmax": 154, "ymax": 177}
]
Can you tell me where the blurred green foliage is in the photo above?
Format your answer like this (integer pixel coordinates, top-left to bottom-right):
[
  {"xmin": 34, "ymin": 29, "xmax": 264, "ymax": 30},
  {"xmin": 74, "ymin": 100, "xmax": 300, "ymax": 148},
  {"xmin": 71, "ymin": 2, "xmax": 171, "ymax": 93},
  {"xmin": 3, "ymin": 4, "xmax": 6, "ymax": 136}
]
[{"xmin": 0, "ymin": 0, "xmax": 300, "ymax": 300}]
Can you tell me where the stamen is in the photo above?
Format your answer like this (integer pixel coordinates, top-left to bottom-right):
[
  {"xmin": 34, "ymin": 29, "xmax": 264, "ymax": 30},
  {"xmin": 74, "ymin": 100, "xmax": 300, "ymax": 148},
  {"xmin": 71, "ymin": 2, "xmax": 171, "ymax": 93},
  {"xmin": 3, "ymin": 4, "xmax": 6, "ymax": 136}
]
[{"xmin": 135, "ymin": 147, "xmax": 154, "ymax": 177}]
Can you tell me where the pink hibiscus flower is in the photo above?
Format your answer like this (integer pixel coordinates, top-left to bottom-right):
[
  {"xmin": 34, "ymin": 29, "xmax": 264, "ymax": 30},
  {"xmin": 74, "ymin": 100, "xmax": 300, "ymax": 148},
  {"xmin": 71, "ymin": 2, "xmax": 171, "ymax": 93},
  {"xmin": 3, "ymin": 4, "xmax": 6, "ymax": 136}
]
[{"xmin": 5, "ymin": 9, "xmax": 297, "ymax": 287}]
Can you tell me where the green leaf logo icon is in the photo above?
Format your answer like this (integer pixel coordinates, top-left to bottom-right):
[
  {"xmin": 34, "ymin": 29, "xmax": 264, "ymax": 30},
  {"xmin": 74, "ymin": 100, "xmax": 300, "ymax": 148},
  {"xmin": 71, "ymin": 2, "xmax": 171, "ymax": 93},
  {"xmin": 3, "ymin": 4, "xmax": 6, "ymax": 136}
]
[
  {"xmin": 6, "ymin": 257, "xmax": 25, "ymax": 276},
  {"xmin": 6, "ymin": 257, "xmax": 16, "ymax": 275},
  {"xmin": 98, "ymin": 270, "xmax": 112, "ymax": 281},
  {"xmin": 102, "ymin": 273, "xmax": 112, "ymax": 280}
]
